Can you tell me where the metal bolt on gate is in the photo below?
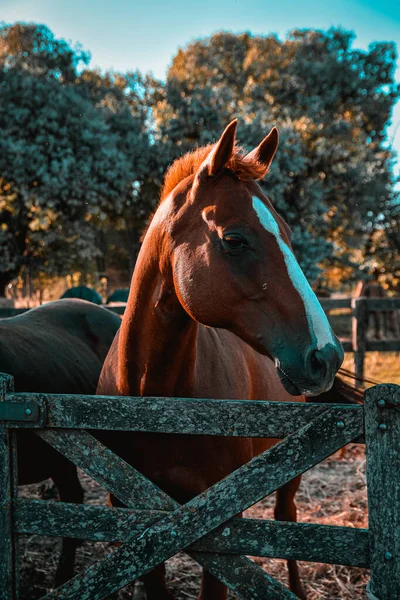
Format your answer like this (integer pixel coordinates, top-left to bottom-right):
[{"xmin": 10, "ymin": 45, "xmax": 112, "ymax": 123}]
[{"xmin": 1, "ymin": 371, "xmax": 400, "ymax": 600}]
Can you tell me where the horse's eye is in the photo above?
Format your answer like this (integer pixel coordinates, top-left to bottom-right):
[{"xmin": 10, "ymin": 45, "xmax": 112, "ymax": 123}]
[{"xmin": 222, "ymin": 235, "xmax": 247, "ymax": 250}]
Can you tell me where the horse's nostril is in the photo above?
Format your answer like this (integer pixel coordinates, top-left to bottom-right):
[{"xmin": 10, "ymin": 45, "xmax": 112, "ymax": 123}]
[
  {"xmin": 320, "ymin": 352, "xmax": 328, "ymax": 376},
  {"xmin": 310, "ymin": 351, "xmax": 320, "ymax": 370},
  {"xmin": 308, "ymin": 348, "xmax": 329, "ymax": 381}
]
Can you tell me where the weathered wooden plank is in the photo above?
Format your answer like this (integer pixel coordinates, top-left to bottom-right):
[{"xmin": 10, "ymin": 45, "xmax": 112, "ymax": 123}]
[
  {"xmin": 352, "ymin": 298, "xmax": 367, "ymax": 381},
  {"xmin": 0, "ymin": 374, "xmax": 17, "ymax": 600},
  {"xmin": 14, "ymin": 499, "xmax": 370, "ymax": 567},
  {"xmin": 12, "ymin": 391, "xmax": 364, "ymax": 438},
  {"xmin": 35, "ymin": 429, "xmax": 176, "ymax": 511},
  {"xmin": 0, "ymin": 418, "xmax": 13, "ymax": 600},
  {"xmin": 365, "ymin": 298, "xmax": 400, "ymax": 311},
  {"xmin": 13, "ymin": 499, "xmax": 164, "ymax": 541},
  {"xmin": 365, "ymin": 384, "xmax": 400, "ymax": 599},
  {"xmin": 200, "ymin": 518, "xmax": 370, "ymax": 569},
  {"xmin": 366, "ymin": 582, "xmax": 380, "ymax": 600},
  {"xmin": 366, "ymin": 339, "xmax": 400, "ymax": 352},
  {"xmin": 37, "ymin": 430, "xmax": 296, "ymax": 599},
  {"xmin": 195, "ymin": 553, "xmax": 297, "ymax": 600},
  {"xmin": 319, "ymin": 298, "xmax": 352, "ymax": 310},
  {"xmin": 10, "ymin": 431, "xmax": 20, "ymax": 600},
  {"xmin": 42, "ymin": 406, "xmax": 363, "ymax": 600}
]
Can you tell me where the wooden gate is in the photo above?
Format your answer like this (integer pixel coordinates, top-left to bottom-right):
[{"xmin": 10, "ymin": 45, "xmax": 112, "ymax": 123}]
[{"xmin": 1, "ymin": 372, "xmax": 399, "ymax": 600}]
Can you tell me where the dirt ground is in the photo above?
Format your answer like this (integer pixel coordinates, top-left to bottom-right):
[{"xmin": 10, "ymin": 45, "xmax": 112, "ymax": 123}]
[{"xmin": 18, "ymin": 441, "xmax": 369, "ymax": 600}]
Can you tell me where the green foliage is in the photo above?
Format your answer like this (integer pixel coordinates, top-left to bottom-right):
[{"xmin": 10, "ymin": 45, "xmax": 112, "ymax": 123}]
[
  {"xmin": 151, "ymin": 28, "xmax": 400, "ymax": 282},
  {"xmin": 0, "ymin": 23, "xmax": 151, "ymax": 293},
  {"xmin": 77, "ymin": 69, "xmax": 160, "ymax": 256},
  {"xmin": 0, "ymin": 22, "xmax": 90, "ymax": 81},
  {"xmin": 0, "ymin": 23, "xmax": 399, "ymax": 293}
]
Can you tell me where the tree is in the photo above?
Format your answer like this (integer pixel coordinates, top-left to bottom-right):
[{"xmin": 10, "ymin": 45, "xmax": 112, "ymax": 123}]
[
  {"xmin": 77, "ymin": 69, "xmax": 160, "ymax": 269},
  {"xmin": 0, "ymin": 22, "xmax": 90, "ymax": 81},
  {"xmin": 365, "ymin": 190, "xmax": 400, "ymax": 290},
  {"xmin": 150, "ymin": 28, "xmax": 400, "ymax": 283},
  {"xmin": 0, "ymin": 23, "xmax": 151, "ymax": 294},
  {"xmin": 2, "ymin": 24, "xmax": 398, "ymax": 292}
]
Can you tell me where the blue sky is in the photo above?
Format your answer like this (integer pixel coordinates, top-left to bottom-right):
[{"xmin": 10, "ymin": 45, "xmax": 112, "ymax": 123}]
[{"xmin": 2, "ymin": 0, "xmax": 400, "ymax": 171}]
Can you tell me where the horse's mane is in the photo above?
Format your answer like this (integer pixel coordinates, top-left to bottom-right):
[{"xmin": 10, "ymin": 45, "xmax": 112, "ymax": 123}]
[
  {"xmin": 160, "ymin": 144, "xmax": 267, "ymax": 201},
  {"xmin": 140, "ymin": 143, "xmax": 268, "ymax": 242}
]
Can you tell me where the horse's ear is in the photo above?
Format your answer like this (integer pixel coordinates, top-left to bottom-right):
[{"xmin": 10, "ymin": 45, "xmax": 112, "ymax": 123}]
[
  {"xmin": 198, "ymin": 120, "xmax": 237, "ymax": 177},
  {"xmin": 245, "ymin": 127, "xmax": 279, "ymax": 175}
]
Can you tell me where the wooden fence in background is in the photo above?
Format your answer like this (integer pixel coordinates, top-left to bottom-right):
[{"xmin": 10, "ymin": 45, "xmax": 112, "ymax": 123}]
[
  {"xmin": 319, "ymin": 297, "xmax": 400, "ymax": 381},
  {"xmin": 1, "ymin": 297, "xmax": 400, "ymax": 382}
]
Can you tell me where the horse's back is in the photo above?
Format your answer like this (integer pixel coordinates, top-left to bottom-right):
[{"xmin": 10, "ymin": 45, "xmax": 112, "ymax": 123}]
[
  {"xmin": 0, "ymin": 299, "xmax": 121, "ymax": 485},
  {"xmin": 0, "ymin": 299, "xmax": 121, "ymax": 394}
]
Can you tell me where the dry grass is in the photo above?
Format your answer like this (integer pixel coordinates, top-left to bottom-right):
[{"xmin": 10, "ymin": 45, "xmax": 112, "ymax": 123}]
[
  {"xmin": 342, "ymin": 351, "xmax": 400, "ymax": 386},
  {"xmin": 246, "ymin": 444, "xmax": 368, "ymax": 600}
]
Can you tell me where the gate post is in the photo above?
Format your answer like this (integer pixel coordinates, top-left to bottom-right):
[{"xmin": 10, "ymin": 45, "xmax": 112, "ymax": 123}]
[
  {"xmin": 352, "ymin": 297, "xmax": 367, "ymax": 382},
  {"xmin": 0, "ymin": 373, "xmax": 17, "ymax": 600},
  {"xmin": 365, "ymin": 384, "xmax": 400, "ymax": 599}
]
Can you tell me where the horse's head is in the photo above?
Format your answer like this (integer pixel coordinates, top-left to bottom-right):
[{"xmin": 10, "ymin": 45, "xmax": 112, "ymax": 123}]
[{"xmin": 149, "ymin": 120, "xmax": 343, "ymax": 395}]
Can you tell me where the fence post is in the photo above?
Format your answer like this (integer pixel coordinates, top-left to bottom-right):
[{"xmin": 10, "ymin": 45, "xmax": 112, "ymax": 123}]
[
  {"xmin": 365, "ymin": 384, "xmax": 400, "ymax": 599},
  {"xmin": 352, "ymin": 297, "xmax": 367, "ymax": 382},
  {"xmin": 0, "ymin": 373, "xmax": 17, "ymax": 600}
]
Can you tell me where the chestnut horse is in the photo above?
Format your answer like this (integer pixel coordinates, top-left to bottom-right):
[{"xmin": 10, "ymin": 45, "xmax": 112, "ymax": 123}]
[
  {"xmin": 0, "ymin": 299, "xmax": 121, "ymax": 585},
  {"xmin": 98, "ymin": 121, "xmax": 344, "ymax": 599}
]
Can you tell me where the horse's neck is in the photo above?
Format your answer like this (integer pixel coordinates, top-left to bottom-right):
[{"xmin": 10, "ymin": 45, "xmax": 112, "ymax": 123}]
[{"xmin": 118, "ymin": 256, "xmax": 198, "ymax": 397}]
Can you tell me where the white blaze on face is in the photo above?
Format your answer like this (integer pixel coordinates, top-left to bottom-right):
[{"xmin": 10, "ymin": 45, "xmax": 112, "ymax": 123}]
[{"xmin": 252, "ymin": 196, "xmax": 335, "ymax": 350}]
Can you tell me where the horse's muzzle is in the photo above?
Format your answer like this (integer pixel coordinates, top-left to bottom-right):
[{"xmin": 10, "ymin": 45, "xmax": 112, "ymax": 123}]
[{"xmin": 276, "ymin": 340, "xmax": 344, "ymax": 396}]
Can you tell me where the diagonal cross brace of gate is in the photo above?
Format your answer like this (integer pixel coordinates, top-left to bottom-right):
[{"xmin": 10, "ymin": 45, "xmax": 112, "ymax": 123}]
[
  {"xmin": 36, "ymin": 428, "xmax": 295, "ymax": 600},
  {"xmin": 37, "ymin": 406, "xmax": 363, "ymax": 600}
]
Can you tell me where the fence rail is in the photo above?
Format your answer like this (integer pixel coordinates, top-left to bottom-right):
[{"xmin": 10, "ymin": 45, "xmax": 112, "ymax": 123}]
[{"xmin": 1, "ymin": 372, "xmax": 400, "ymax": 599}]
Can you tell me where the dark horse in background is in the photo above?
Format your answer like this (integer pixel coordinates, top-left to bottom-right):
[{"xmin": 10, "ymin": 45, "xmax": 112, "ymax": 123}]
[
  {"xmin": 0, "ymin": 299, "xmax": 121, "ymax": 585},
  {"xmin": 60, "ymin": 285, "xmax": 103, "ymax": 305},
  {"xmin": 98, "ymin": 121, "xmax": 344, "ymax": 600},
  {"xmin": 106, "ymin": 288, "xmax": 130, "ymax": 304}
]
